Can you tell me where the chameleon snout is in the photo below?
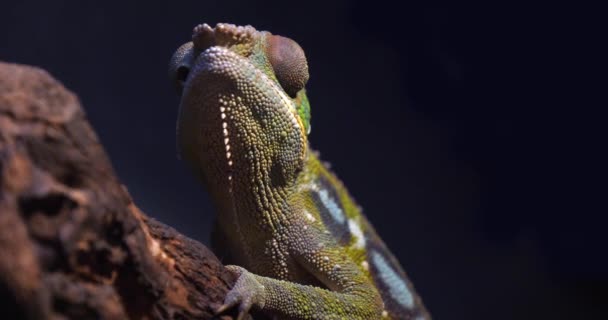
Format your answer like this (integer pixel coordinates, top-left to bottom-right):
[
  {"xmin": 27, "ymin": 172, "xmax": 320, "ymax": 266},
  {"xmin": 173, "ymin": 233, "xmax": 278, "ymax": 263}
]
[{"xmin": 169, "ymin": 23, "xmax": 258, "ymax": 95}]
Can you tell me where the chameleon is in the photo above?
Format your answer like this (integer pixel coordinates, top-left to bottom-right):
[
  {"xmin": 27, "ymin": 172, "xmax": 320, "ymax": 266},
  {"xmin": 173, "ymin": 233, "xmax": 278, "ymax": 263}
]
[{"xmin": 169, "ymin": 23, "xmax": 431, "ymax": 320}]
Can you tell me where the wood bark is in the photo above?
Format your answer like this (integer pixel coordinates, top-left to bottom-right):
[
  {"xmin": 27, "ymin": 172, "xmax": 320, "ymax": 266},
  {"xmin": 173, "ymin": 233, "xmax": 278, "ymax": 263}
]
[{"xmin": 0, "ymin": 61, "xmax": 237, "ymax": 320}]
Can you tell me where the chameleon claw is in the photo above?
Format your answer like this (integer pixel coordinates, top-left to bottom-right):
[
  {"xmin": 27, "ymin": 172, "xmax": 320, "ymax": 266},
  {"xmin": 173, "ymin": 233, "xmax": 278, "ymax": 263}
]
[
  {"xmin": 214, "ymin": 302, "xmax": 235, "ymax": 315},
  {"xmin": 215, "ymin": 266, "xmax": 263, "ymax": 320},
  {"xmin": 214, "ymin": 299, "xmax": 252, "ymax": 320},
  {"xmin": 236, "ymin": 306, "xmax": 251, "ymax": 320}
]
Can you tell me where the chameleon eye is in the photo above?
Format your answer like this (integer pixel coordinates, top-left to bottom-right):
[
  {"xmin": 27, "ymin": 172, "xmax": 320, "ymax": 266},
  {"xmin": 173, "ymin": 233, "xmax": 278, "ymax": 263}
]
[{"xmin": 266, "ymin": 35, "xmax": 309, "ymax": 98}]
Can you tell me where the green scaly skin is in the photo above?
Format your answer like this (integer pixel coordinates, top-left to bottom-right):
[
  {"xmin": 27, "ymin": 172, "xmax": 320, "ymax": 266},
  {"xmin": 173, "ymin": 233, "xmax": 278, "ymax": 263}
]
[{"xmin": 169, "ymin": 23, "xmax": 431, "ymax": 320}]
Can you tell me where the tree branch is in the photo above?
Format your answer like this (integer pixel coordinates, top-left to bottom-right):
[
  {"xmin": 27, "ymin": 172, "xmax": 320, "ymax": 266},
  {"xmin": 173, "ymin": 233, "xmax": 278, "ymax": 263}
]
[{"xmin": 0, "ymin": 61, "xmax": 235, "ymax": 320}]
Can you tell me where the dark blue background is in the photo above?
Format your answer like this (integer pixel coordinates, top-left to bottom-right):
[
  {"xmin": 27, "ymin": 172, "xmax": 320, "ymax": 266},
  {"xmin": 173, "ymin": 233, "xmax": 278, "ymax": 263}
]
[{"xmin": 1, "ymin": 1, "xmax": 604, "ymax": 319}]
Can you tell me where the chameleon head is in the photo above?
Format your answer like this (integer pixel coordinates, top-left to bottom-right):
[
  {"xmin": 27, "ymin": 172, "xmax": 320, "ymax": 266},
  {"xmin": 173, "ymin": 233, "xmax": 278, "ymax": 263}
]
[{"xmin": 169, "ymin": 23, "xmax": 311, "ymax": 209}]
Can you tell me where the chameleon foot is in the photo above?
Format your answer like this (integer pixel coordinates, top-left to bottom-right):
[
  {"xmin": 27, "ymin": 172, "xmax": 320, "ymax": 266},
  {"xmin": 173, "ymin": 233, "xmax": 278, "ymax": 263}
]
[{"xmin": 216, "ymin": 265, "xmax": 266, "ymax": 320}]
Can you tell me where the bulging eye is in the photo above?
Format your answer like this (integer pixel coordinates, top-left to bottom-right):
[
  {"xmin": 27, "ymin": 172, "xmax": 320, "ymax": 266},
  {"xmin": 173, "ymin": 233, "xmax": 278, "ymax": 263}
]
[
  {"xmin": 169, "ymin": 42, "xmax": 194, "ymax": 94},
  {"xmin": 266, "ymin": 35, "xmax": 309, "ymax": 97}
]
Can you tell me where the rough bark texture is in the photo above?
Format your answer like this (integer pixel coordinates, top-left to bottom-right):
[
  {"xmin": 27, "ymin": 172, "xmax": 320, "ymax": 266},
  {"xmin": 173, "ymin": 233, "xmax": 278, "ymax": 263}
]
[{"xmin": 0, "ymin": 61, "xmax": 236, "ymax": 320}]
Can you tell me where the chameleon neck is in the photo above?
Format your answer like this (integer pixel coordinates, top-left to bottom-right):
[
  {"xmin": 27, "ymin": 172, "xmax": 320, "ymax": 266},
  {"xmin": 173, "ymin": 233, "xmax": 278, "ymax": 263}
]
[{"xmin": 213, "ymin": 149, "xmax": 306, "ymax": 238}]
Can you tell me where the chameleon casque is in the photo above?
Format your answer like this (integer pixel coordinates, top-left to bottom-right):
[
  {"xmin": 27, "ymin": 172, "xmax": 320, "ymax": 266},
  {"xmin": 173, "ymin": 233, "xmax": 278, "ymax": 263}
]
[{"xmin": 169, "ymin": 23, "xmax": 430, "ymax": 320}]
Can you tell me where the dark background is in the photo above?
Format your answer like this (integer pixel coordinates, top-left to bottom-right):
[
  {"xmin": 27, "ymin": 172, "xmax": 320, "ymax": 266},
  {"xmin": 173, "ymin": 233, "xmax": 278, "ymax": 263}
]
[{"xmin": 1, "ymin": 1, "xmax": 604, "ymax": 319}]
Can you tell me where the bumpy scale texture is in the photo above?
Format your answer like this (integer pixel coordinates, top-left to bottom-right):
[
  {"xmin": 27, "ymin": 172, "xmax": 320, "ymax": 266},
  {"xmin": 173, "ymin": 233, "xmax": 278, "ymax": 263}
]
[{"xmin": 170, "ymin": 23, "xmax": 431, "ymax": 320}]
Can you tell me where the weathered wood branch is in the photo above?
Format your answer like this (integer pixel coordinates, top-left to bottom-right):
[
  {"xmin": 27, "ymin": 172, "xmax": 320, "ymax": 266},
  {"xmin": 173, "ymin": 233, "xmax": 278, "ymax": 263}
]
[{"xmin": 0, "ymin": 62, "xmax": 236, "ymax": 319}]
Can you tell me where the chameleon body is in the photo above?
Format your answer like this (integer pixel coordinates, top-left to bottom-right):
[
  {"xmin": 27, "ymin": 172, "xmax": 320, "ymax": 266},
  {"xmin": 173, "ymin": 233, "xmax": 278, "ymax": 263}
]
[{"xmin": 169, "ymin": 23, "xmax": 430, "ymax": 320}]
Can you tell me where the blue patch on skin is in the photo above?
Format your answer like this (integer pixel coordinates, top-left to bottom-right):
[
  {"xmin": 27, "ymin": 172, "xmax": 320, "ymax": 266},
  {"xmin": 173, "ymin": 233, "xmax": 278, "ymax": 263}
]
[
  {"xmin": 318, "ymin": 189, "xmax": 345, "ymax": 224},
  {"xmin": 371, "ymin": 251, "xmax": 414, "ymax": 309},
  {"xmin": 310, "ymin": 176, "xmax": 350, "ymax": 244}
]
